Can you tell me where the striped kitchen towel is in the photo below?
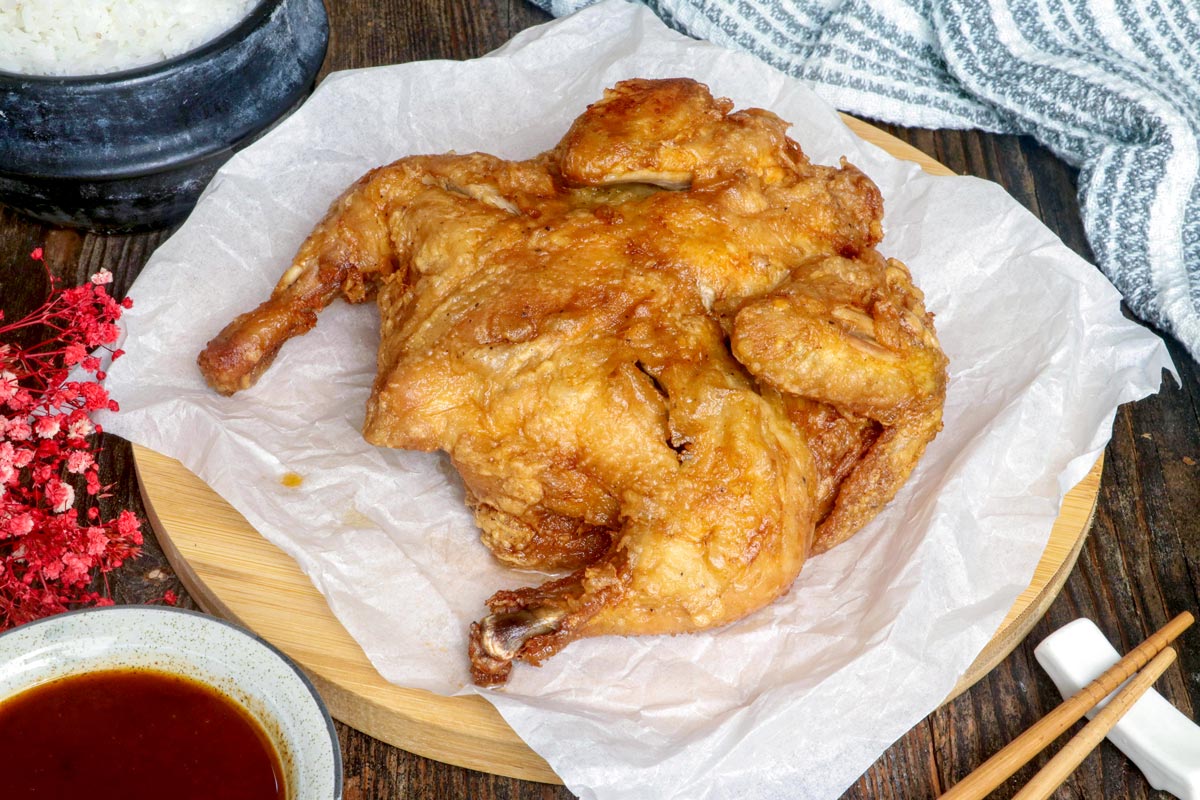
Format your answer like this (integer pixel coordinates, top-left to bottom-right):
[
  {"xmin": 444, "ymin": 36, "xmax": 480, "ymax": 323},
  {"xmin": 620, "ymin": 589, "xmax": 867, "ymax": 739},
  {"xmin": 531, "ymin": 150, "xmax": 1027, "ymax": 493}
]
[{"xmin": 533, "ymin": 0, "xmax": 1200, "ymax": 364}]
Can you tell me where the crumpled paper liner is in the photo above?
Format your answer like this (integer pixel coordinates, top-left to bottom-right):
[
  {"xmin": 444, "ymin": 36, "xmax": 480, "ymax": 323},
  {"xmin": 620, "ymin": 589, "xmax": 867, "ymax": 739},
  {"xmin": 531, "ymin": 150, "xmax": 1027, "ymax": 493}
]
[{"xmin": 98, "ymin": 2, "xmax": 1173, "ymax": 798}]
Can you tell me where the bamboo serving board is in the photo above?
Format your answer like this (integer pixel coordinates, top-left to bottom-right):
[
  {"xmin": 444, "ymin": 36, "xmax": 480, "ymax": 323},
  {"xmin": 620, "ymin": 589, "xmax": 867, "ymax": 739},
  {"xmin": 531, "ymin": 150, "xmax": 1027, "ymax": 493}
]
[{"xmin": 133, "ymin": 118, "xmax": 1102, "ymax": 784}]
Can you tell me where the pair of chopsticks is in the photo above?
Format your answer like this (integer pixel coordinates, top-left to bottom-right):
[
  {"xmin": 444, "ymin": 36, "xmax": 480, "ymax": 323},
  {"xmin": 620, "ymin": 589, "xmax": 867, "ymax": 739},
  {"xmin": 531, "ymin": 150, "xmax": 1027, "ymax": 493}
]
[{"xmin": 940, "ymin": 611, "xmax": 1194, "ymax": 800}]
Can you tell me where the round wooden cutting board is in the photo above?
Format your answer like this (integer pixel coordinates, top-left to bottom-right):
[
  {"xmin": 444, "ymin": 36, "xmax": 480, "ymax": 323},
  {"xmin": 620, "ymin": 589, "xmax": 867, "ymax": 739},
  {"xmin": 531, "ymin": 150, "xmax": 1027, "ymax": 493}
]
[{"xmin": 133, "ymin": 118, "xmax": 1102, "ymax": 785}]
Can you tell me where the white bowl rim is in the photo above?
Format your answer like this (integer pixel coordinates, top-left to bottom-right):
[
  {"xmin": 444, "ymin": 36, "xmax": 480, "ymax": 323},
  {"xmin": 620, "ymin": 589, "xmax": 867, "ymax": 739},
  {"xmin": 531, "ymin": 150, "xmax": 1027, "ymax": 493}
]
[{"xmin": 0, "ymin": 604, "xmax": 343, "ymax": 800}]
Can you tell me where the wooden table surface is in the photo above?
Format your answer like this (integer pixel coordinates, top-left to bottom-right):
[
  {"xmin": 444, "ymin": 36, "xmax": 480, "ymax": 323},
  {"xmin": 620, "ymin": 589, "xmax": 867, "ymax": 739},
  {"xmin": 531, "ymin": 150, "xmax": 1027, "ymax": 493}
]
[{"xmin": 2, "ymin": 2, "xmax": 1197, "ymax": 798}]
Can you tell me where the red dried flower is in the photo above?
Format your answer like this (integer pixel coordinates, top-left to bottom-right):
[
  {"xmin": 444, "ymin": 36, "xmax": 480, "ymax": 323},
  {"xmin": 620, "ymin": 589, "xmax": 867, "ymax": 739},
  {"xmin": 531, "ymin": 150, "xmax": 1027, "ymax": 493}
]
[{"xmin": 0, "ymin": 248, "xmax": 142, "ymax": 629}]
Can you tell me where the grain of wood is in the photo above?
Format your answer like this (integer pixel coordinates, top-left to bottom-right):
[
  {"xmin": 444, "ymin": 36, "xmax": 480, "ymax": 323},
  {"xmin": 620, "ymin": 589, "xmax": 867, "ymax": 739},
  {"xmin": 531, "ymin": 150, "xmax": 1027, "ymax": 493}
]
[
  {"xmin": 940, "ymin": 614, "xmax": 1191, "ymax": 800},
  {"xmin": 1012, "ymin": 647, "xmax": 1178, "ymax": 800},
  {"xmin": 128, "ymin": 116, "xmax": 1095, "ymax": 786},
  {"xmin": 1, "ymin": 2, "xmax": 1196, "ymax": 799}
]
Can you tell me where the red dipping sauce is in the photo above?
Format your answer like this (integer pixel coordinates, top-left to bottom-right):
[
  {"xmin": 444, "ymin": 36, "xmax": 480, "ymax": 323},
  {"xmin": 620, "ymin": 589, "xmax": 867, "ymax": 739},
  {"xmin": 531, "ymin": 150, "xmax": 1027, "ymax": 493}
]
[{"xmin": 0, "ymin": 668, "xmax": 286, "ymax": 800}]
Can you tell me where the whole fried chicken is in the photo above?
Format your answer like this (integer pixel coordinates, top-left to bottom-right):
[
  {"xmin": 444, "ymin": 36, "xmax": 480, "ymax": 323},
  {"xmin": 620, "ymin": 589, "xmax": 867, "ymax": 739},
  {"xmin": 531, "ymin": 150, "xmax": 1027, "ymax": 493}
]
[{"xmin": 198, "ymin": 78, "xmax": 948, "ymax": 686}]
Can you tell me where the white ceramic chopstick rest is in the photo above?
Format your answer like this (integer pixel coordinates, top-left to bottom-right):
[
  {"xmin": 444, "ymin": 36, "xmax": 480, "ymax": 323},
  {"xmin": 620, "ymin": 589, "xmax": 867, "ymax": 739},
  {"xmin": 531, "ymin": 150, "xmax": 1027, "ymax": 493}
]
[{"xmin": 1034, "ymin": 618, "xmax": 1200, "ymax": 800}]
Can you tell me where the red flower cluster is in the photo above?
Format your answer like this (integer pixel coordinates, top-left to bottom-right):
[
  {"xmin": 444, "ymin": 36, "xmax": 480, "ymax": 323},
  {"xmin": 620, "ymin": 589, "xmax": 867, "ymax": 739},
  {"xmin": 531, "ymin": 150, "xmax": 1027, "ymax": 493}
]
[{"xmin": 0, "ymin": 250, "xmax": 142, "ymax": 628}]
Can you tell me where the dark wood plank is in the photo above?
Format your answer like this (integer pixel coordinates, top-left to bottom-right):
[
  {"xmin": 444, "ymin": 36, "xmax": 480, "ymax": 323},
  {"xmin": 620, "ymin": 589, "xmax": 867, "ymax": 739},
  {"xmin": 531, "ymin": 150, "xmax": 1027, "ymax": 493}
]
[
  {"xmin": 2, "ymin": 2, "xmax": 1197, "ymax": 799},
  {"xmin": 844, "ymin": 127, "xmax": 1195, "ymax": 800}
]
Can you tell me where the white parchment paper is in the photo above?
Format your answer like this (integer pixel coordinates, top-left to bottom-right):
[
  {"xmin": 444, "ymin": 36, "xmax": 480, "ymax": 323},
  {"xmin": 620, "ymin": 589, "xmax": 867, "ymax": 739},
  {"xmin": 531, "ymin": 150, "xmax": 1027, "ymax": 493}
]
[{"xmin": 99, "ymin": 2, "xmax": 1173, "ymax": 798}]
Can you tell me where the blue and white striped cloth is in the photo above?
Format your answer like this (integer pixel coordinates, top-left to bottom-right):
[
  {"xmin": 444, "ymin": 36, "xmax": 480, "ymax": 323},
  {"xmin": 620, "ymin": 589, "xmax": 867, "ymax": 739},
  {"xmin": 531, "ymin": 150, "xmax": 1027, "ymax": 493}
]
[{"xmin": 533, "ymin": 0, "xmax": 1200, "ymax": 364}]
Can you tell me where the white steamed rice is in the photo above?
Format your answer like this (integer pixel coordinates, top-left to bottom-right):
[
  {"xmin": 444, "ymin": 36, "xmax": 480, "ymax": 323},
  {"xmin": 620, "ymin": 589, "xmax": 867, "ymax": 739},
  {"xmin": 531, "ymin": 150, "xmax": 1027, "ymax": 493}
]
[{"xmin": 0, "ymin": 0, "xmax": 260, "ymax": 77}]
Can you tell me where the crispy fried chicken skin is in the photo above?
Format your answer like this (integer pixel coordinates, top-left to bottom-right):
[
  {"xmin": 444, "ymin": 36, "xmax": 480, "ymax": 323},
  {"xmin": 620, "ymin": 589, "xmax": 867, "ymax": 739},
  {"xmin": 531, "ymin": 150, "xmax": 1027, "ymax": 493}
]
[{"xmin": 197, "ymin": 78, "xmax": 948, "ymax": 686}]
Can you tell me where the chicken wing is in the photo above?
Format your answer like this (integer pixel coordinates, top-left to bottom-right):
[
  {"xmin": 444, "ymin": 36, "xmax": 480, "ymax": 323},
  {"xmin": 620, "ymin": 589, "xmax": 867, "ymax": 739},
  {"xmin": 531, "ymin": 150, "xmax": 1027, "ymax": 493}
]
[{"xmin": 197, "ymin": 78, "xmax": 947, "ymax": 686}]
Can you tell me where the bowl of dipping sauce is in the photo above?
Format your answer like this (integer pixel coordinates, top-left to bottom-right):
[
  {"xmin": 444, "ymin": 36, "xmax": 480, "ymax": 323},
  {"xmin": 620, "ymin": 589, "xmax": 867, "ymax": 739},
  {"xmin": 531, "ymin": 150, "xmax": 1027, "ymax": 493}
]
[
  {"xmin": 0, "ymin": 0, "xmax": 328, "ymax": 230},
  {"xmin": 0, "ymin": 605, "xmax": 341, "ymax": 800}
]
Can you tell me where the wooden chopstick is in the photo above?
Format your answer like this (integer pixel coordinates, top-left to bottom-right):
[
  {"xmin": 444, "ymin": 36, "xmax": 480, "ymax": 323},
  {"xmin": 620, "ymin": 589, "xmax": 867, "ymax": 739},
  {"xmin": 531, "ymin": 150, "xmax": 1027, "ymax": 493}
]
[
  {"xmin": 939, "ymin": 611, "xmax": 1194, "ymax": 800},
  {"xmin": 1011, "ymin": 645, "xmax": 1177, "ymax": 800}
]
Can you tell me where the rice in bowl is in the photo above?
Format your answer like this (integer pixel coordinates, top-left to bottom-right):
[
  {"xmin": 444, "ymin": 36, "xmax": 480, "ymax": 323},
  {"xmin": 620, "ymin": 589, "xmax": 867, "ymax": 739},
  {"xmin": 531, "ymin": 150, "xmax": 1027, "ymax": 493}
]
[{"xmin": 0, "ymin": 0, "xmax": 260, "ymax": 77}]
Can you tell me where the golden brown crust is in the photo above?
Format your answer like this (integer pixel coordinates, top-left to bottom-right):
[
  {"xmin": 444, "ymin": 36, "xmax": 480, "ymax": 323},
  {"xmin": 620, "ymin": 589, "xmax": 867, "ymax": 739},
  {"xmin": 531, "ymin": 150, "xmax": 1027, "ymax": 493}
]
[{"xmin": 197, "ymin": 78, "xmax": 948, "ymax": 685}]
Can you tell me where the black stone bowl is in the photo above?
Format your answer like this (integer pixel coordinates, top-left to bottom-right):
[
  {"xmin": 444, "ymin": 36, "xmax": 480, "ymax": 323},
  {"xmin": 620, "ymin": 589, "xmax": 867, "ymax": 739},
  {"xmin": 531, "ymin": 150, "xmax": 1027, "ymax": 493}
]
[{"xmin": 0, "ymin": 0, "xmax": 328, "ymax": 231}]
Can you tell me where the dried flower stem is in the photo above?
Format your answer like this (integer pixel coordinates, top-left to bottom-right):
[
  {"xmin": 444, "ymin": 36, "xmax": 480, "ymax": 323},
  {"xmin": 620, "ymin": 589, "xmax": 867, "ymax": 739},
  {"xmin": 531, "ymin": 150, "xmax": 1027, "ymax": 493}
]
[{"xmin": 0, "ymin": 249, "xmax": 144, "ymax": 628}]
